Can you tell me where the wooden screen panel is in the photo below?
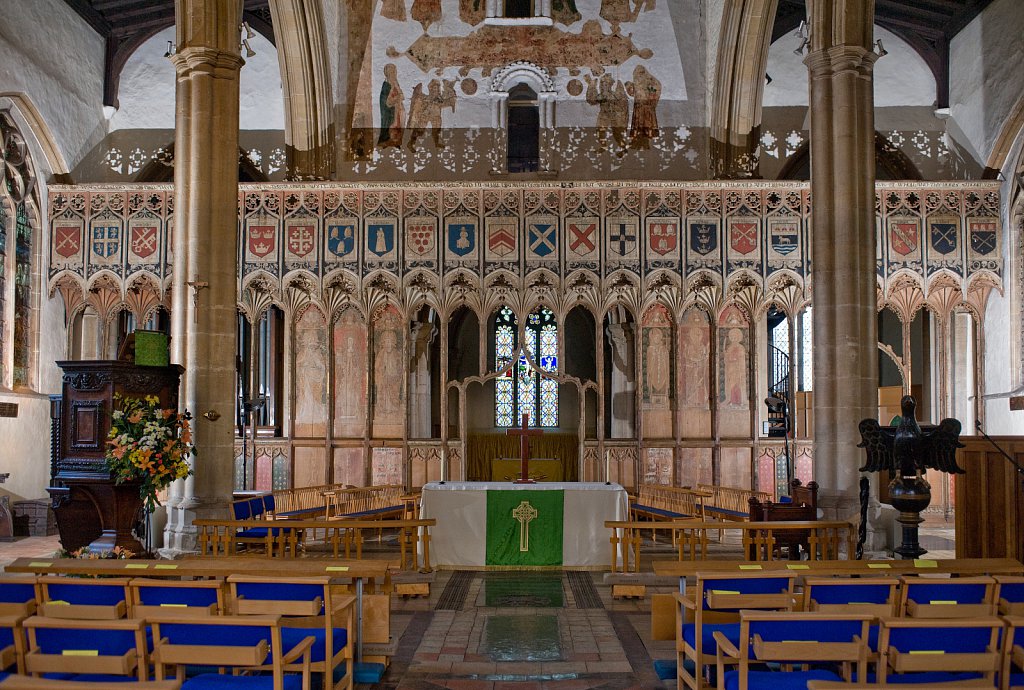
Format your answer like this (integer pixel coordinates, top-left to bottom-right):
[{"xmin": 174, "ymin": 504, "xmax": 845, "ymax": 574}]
[{"xmin": 955, "ymin": 436, "xmax": 1024, "ymax": 562}]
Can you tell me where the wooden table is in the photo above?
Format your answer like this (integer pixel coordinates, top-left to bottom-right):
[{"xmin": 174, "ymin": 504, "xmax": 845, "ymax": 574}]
[
  {"xmin": 4, "ymin": 556, "xmax": 394, "ymax": 664},
  {"xmin": 652, "ymin": 557, "xmax": 1024, "ymax": 583}
]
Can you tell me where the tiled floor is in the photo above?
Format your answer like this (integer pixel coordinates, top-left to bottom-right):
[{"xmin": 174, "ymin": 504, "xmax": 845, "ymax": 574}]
[{"xmin": 0, "ymin": 527, "xmax": 960, "ymax": 689}]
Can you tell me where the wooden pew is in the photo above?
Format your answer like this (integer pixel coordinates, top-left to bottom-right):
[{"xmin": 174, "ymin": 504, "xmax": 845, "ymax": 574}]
[{"xmin": 696, "ymin": 484, "xmax": 771, "ymax": 521}]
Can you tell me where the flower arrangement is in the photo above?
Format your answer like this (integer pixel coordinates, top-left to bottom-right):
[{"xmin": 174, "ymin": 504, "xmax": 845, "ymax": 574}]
[
  {"xmin": 106, "ymin": 394, "xmax": 195, "ymax": 510},
  {"xmin": 57, "ymin": 545, "xmax": 136, "ymax": 560}
]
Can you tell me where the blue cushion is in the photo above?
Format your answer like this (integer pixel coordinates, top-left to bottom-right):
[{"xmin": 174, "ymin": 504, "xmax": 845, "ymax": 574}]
[
  {"xmin": 35, "ymin": 627, "xmax": 137, "ymax": 655},
  {"xmin": 232, "ymin": 501, "xmax": 252, "ymax": 520},
  {"xmin": 865, "ymin": 672, "xmax": 985, "ymax": 684},
  {"xmin": 46, "ymin": 582, "xmax": 125, "ymax": 606},
  {"xmin": 248, "ymin": 497, "xmax": 264, "ymax": 517},
  {"xmin": 887, "ymin": 624, "xmax": 993, "ymax": 653},
  {"xmin": 724, "ymin": 669, "xmax": 841, "ymax": 690},
  {"xmin": 749, "ymin": 618, "xmax": 863, "ymax": 645},
  {"xmin": 234, "ymin": 583, "xmax": 323, "ymax": 606},
  {"xmin": 1001, "ymin": 582, "xmax": 1024, "ymax": 603},
  {"xmin": 810, "ymin": 583, "xmax": 892, "ymax": 605},
  {"xmin": 343, "ymin": 506, "xmax": 403, "ymax": 518},
  {"xmin": 263, "ymin": 495, "xmax": 276, "ymax": 512},
  {"xmin": 707, "ymin": 507, "xmax": 748, "ymax": 517},
  {"xmin": 236, "ymin": 527, "xmax": 292, "ymax": 539},
  {"xmin": 182, "ymin": 673, "xmax": 304, "ymax": 690},
  {"xmin": 136, "ymin": 585, "xmax": 219, "ymax": 607},
  {"xmin": 0, "ymin": 628, "xmax": 12, "ymax": 649},
  {"xmin": 778, "ymin": 496, "xmax": 793, "ymax": 504},
  {"xmin": 67, "ymin": 674, "xmax": 148, "ymax": 683},
  {"xmin": 158, "ymin": 623, "xmax": 272, "ymax": 664},
  {"xmin": 352, "ymin": 662, "xmax": 385, "ymax": 684},
  {"xmin": 682, "ymin": 622, "xmax": 740, "ymax": 652},
  {"xmin": 701, "ymin": 577, "xmax": 792, "ymax": 610},
  {"xmin": 1010, "ymin": 672, "xmax": 1024, "ymax": 688},
  {"xmin": 631, "ymin": 504, "xmax": 686, "ymax": 519},
  {"xmin": 280, "ymin": 626, "xmax": 347, "ymax": 664},
  {"xmin": 903, "ymin": 582, "xmax": 988, "ymax": 605},
  {"xmin": 0, "ymin": 582, "xmax": 35, "ymax": 604}
]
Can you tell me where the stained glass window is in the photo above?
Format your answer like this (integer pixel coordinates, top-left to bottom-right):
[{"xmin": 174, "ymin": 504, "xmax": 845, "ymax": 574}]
[
  {"xmin": 0, "ymin": 201, "xmax": 6, "ymax": 381},
  {"xmin": 12, "ymin": 198, "xmax": 31, "ymax": 387},
  {"xmin": 800, "ymin": 307, "xmax": 813, "ymax": 391},
  {"xmin": 494, "ymin": 306, "xmax": 558, "ymax": 427}
]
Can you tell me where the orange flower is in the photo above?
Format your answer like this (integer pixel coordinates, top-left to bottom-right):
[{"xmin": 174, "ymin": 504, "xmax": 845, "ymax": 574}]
[{"xmin": 127, "ymin": 410, "xmax": 143, "ymax": 424}]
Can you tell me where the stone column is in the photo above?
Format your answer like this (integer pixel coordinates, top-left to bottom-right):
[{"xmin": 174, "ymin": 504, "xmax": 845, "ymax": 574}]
[
  {"xmin": 162, "ymin": 0, "xmax": 243, "ymax": 556},
  {"xmin": 805, "ymin": 1, "xmax": 879, "ymax": 522},
  {"xmin": 409, "ymin": 321, "xmax": 436, "ymax": 438}
]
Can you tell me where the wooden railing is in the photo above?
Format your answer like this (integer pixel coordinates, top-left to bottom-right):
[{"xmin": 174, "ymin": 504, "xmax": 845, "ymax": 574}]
[
  {"xmin": 605, "ymin": 519, "xmax": 857, "ymax": 573},
  {"xmin": 696, "ymin": 484, "xmax": 772, "ymax": 520},
  {"xmin": 194, "ymin": 517, "xmax": 434, "ymax": 571},
  {"xmin": 268, "ymin": 484, "xmax": 405, "ymax": 519}
]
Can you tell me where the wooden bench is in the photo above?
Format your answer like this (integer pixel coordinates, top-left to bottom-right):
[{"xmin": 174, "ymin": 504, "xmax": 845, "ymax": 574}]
[
  {"xmin": 748, "ymin": 478, "xmax": 819, "ymax": 559},
  {"xmin": 696, "ymin": 484, "xmax": 771, "ymax": 521},
  {"xmin": 630, "ymin": 485, "xmax": 708, "ymax": 522}
]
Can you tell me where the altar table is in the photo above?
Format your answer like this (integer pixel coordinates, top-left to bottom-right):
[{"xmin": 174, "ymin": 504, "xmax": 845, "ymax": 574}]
[
  {"xmin": 491, "ymin": 457, "xmax": 563, "ymax": 482},
  {"xmin": 419, "ymin": 481, "xmax": 628, "ymax": 568}
]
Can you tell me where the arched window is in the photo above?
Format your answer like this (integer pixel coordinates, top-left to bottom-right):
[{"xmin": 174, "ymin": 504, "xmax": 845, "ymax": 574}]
[
  {"xmin": 507, "ymin": 84, "xmax": 540, "ymax": 173},
  {"xmin": 494, "ymin": 306, "xmax": 558, "ymax": 427},
  {"xmin": 236, "ymin": 307, "xmax": 284, "ymax": 435},
  {"xmin": 505, "ymin": 0, "xmax": 532, "ymax": 17}
]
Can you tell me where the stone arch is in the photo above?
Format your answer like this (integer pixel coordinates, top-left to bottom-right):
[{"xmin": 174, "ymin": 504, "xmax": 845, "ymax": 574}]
[
  {"xmin": 710, "ymin": 0, "xmax": 778, "ymax": 179},
  {"xmin": 269, "ymin": 0, "xmax": 334, "ymax": 179}
]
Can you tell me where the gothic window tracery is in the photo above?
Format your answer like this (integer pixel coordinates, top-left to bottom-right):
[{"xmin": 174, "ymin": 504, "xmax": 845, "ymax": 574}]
[
  {"xmin": 494, "ymin": 306, "xmax": 558, "ymax": 427},
  {"xmin": 236, "ymin": 307, "xmax": 284, "ymax": 435}
]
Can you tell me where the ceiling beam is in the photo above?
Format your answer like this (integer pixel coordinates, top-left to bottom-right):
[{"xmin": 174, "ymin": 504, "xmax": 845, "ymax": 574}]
[
  {"xmin": 946, "ymin": 0, "xmax": 997, "ymax": 38},
  {"xmin": 62, "ymin": 0, "xmax": 112, "ymax": 35}
]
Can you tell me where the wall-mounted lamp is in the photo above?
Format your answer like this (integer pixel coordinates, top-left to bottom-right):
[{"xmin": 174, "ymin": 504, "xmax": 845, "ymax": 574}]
[
  {"xmin": 163, "ymin": 41, "xmax": 176, "ymax": 58},
  {"xmin": 241, "ymin": 39, "xmax": 256, "ymax": 58},
  {"xmin": 793, "ymin": 19, "xmax": 809, "ymax": 56},
  {"xmin": 793, "ymin": 38, "xmax": 809, "ymax": 56},
  {"xmin": 793, "ymin": 20, "xmax": 807, "ymax": 39},
  {"xmin": 242, "ymin": 21, "xmax": 255, "ymax": 39},
  {"xmin": 875, "ymin": 39, "xmax": 888, "ymax": 57}
]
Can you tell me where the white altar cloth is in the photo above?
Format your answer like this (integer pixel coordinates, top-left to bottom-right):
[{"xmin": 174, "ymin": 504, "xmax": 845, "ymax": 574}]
[{"xmin": 418, "ymin": 481, "xmax": 629, "ymax": 568}]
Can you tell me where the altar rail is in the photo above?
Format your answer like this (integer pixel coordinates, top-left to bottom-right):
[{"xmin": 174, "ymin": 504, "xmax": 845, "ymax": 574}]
[
  {"xmin": 194, "ymin": 517, "xmax": 434, "ymax": 571},
  {"xmin": 240, "ymin": 484, "xmax": 405, "ymax": 520},
  {"xmin": 631, "ymin": 485, "xmax": 708, "ymax": 521},
  {"xmin": 605, "ymin": 519, "xmax": 857, "ymax": 572}
]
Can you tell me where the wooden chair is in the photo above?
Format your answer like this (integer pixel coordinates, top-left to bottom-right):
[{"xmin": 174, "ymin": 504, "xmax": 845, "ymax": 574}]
[
  {"xmin": 0, "ymin": 578, "xmax": 38, "ymax": 617},
  {"xmin": 128, "ymin": 579, "xmax": 227, "ymax": 619},
  {"xmin": 808, "ymin": 682, "xmax": 993, "ymax": 689},
  {"xmin": 1003, "ymin": 615, "xmax": 1024, "ymax": 690},
  {"xmin": 227, "ymin": 575, "xmax": 354, "ymax": 690},
  {"xmin": 995, "ymin": 575, "xmax": 1024, "ymax": 615},
  {"xmin": 712, "ymin": 611, "xmax": 872, "ymax": 690},
  {"xmin": 802, "ymin": 577, "xmax": 899, "ymax": 618},
  {"xmin": 897, "ymin": 575, "xmax": 997, "ymax": 618},
  {"xmin": 22, "ymin": 616, "xmax": 149, "ymax": 683},
  {"xmin": 35, "ymin": 576, "xmax": 130, "ymax": 619},
  {"xmin": 150, "ymin": 614, "xmax": 313, "ymax": 690},
  {"xmin": 0, "ymin": 679, "xmax": 182, "ymax": 689},
  {"xmin": 0, "ymin": 615, "xmax": 27, "ymax": 675},
  {"xmin": 675, "ymin": 571, "xmax": 797, "ymax": 690},
  {"xmin": 875, "ymin": 616, "xmax": 1004, "ymax": 686}
]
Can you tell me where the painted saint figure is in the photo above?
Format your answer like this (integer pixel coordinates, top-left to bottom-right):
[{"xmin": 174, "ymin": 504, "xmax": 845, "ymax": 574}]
[
  {"xmin": 294, "ymin": 318, "xmax": 327, "ymax": 432},
  {"xmin": 626, "ymin": 65, "xmax": 661, "ymax": 148},
  {"xmin": 585, "ymin": 72, "xmax": 629, "ymax": 149},
  {"xmin": 374, "ymin": 328, "xmax": 403, "ymax": 416},
  {"xmin": 723, "ymin": 327, "xmax": 748, "ymax": 408},
  {"xmin": 378, "ymin": 64, "xmax": 405, "ymax": 148},
  {"xmin": 411, "ymin": 0, "xmax": 441, "ymax": 30},
  {"xmin": 551, "ymin": 0, "xmax": 581, "ymax": 24},
  {"xmin": 646, "ymin": 327, "xmax": 670, "ymax": 399},
  {"xmin": 407, "ymin": 78, "xmax": 457, "ymax": 151},
  {"xmin": 460, "ymin": 0, "xmax": 485, "ymax": 25},
  {"xmin": 680, "ymin": 312, "xmax": 708, "ymax": 406}
]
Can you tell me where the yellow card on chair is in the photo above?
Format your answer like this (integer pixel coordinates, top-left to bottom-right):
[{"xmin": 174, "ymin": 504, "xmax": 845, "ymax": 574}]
[
  {"xmin": 326, "ymin": 566, "xmax": 349, "ymax": 572},
  {"xmin": 29, "ymin": 562, "xmax": 52, "ymax": 567},
  {"xmin": 154, "ymin": 564, "xmax": 179, "ymax": 570},
  {"xmin": 914, "ymin": 559, "xmax": 938, "ymax": 568},
  {"xmin": 867, "ymin": 563, "xmax": 892, "ymax": 569},
  {"xmin": 62, "ymin": 650, "xmax": 98, "ymax": 656},
  {"xmin": 738, "ymin": 565, "xmax": 763, "ymax": 570},
  {"xmin": 786, "ymin": 564, "xmax": 810, "ymax": 570},
  {"xmin": 124, "ymin": 564, "xmax": 148, "ymax": 569}
]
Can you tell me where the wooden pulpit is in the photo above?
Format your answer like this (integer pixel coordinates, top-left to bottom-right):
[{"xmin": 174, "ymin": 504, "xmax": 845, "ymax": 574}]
[{"xmin": 48, "ymin": 361, "xmax": 183, "ymax": 553}]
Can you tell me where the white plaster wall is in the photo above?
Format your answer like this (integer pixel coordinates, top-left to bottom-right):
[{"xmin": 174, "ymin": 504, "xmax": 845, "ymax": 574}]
[
  {"xmin": 703, "ymin": 0, "xmax": 726, "ymax": 124},
  {"xmin": 110, "ymin": 26, "xmax": 285, "ymax": 132},
  {"xmin": 763, "ymin": 25, "xmax": 935, "ymax": 108},
  {"xmin": 0, "ymin": 0, "xmax": 106, "ymax": 171},
  {"xmin": 949, "ymin": 0, "xmax": 1024, "ymax": 167}
]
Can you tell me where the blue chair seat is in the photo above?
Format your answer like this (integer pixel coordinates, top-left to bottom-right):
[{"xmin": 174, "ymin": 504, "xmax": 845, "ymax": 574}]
[
  {"xmin": 856, "ymin": 671, "xmax": 985, "ymax": 684},
  {"xmin": 280, "ymin": 627, "xmax": 347, "ymax": 664},
  {"xmin": 236, "ymin": 527, "xmax": 292, "ymax": 539},
  {"xmin": 183, "ymin": 673, "xmax": 304, "ymax": 690},
  {"xmin": 68, "ymin": 674, "xmax": 151, "ymax": 683},
  {"xmin": 682, "ymin": 622, "xmax": 740, "ymax": 651},
  {"xmin": 342, "ymin": 506, "xmax": 403, "ymax": 518},
  {"xmin": 724, "ymin": 669, "xmax": 841, "ymax": 690},
  {"xmin": 708, "ymin": 508, "xmax": 748, "ymax": 518}
]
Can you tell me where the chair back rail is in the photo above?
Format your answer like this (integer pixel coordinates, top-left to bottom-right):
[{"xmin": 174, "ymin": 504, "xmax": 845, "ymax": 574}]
[{"xmin": 696, "ymin": 484, "xmax": 772, "ymax": 520}]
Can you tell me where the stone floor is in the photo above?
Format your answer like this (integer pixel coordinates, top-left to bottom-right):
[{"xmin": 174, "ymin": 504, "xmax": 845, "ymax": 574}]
[{"xmin": 0, "ymin": 527, "xmax": 959, "ymax": 689}]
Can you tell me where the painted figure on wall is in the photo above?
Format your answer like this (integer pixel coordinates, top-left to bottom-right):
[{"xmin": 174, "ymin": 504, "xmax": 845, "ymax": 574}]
[
  {"xmin": 600, "ymin": 0, "xmax": 638, "ymax": 29},
  {"xmin": 380, "ymin": 0, "xmax": 406, "ymax": 21},
  {"xmin": 378, "ymin": 64, "xmax": 405, "ymax": 149},
  {"xmin": 294, "ymin": 309, "xmax": 328, "ymax": 435},
  {"xmin": 645, "ymin": 327, "xmax": 670, "ymax": 400},
  {"xmin": 719, "ymin": 307, "xmax": 749, "ymax": 409},
  {"xmin": 333, "ymin": 308, "xmax": 367, "ymax": 436},
  {"xmin": 460, "ymin": 0, "xmax": 485, "ymax": 25},
  {"xmin": 407, "ymin": 79, "xmax": 457, "ymax": 151},
  {"xmin": 679, "ymin": 309, "xmax": 709, "ymax": 407},
  {"xmin": 411, "ymin": 0, "xmax": 441, "ymax": 30},
  {"xmin": 373, "ymin": 316, "xmax": 405, "ymax": 417},
  {"xmin": 626, "ymin": 65, "xmax": 661, "ymax": 148},
  {"xmin": 585, "ymin": 72, "xmax": 629, "ymax": 148}
]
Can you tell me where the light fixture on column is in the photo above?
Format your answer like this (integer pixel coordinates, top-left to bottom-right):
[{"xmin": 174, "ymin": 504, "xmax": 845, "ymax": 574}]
[
  {"xmin": 241, "ymin": 39, "xmax": 256, "ymax": 58},
  {"xmin": 163, "ymin": 41, "xmax": 176, "ymax": 59},
  {"xmin": 239, "ymin": 21, "xmax": 256, "ymax": 58},
  {"xmin": 875, "ymin": 39, "xmax": 888, "ymax": 57},
  {"xmin": 793, "ymin": 19, "xmax": 809, "ymax": 55},
  {"xmin": 242, "ymin": 21, "xmax": 255, "ymax": 39}
]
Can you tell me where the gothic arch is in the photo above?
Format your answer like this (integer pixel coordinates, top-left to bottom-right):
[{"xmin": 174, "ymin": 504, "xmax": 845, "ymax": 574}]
[
  {"xmin": 710, "ymin": 0, "xmax": 778, "ymax": 179},
  {"xmin": 0, "ymin": 94, "xmax": 71, "ymax": 181},
  {"xmin": 268, "ymin": 0, "xmax": 334, "ymax": 179}
]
